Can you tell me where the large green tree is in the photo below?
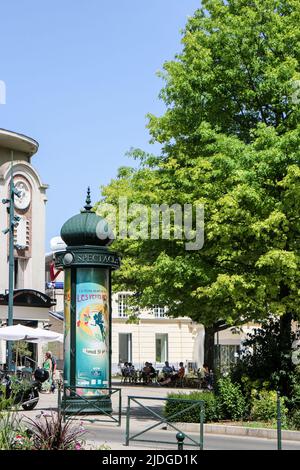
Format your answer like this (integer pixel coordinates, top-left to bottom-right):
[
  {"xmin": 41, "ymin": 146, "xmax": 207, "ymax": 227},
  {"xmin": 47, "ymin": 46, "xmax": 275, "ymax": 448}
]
[{"xmin": 97, "ymin": 0, "xmax": 300, "ymax": 372}]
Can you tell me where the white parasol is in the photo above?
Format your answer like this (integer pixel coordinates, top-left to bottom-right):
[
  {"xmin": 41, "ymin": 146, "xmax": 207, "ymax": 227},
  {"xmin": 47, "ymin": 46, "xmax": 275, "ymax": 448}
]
[{"xmin": 0, "ymin": 324, "xmax": 63, "ymax": 343}]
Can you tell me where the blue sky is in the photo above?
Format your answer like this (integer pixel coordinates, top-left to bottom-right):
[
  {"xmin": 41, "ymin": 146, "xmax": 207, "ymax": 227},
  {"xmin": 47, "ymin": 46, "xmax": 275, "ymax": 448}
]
[{"xmin": 0, "ymin": 0, "xmax": 201, "ymax": 249}]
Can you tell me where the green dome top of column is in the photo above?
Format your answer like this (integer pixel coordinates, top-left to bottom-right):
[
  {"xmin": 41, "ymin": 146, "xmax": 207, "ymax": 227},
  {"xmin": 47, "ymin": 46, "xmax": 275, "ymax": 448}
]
[{"xmin": 60, "ymin": 188, "xmax": 113, "ymax": 247}]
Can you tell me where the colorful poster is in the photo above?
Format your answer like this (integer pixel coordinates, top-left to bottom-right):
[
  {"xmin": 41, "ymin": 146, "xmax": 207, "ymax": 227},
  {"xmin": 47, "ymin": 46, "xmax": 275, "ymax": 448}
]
[
  {"xmin": 76, "ymin": 267, "xmax": 109, "ymax": 396},
  {"xmin": 63, "ymin": 269, "xmax": 71, "ymax": 387}
]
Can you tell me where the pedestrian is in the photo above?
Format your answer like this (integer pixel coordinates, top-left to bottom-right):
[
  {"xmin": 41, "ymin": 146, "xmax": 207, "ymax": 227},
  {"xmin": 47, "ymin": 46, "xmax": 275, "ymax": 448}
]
[
  {"xmin": 50, "ymin": 354, "xmax": 57, "ymax": 392},
  {"xmin": 42, "ymin": 351, "xmax": 53, "ymax": 393}
]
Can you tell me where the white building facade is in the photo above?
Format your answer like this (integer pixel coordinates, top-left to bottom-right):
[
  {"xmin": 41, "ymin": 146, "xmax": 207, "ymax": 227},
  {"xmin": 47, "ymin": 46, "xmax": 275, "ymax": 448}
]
[{"xmin": 111, "ymin": 293, "xmax": 204, "ymax": 373}]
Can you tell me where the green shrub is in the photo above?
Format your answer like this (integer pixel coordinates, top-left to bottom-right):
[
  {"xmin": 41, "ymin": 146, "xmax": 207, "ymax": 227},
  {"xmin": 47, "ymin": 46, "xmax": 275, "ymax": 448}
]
[
  {"xmin": 251, "ymin": 390, "xmax": 288, "ymax": 425},
  {"xmin": 286, "ymin": 378, "xmax": 300, "ymax": 412},
  {"xmin": 289, "ymin": 409, "xmax": 300, "ymax": 430},
  {"xmin": 216, "ymin": 377, "xmax": 247, "ymax": 421},
  {"xmin": 164, "ymin": 391, "xmax": 219, "ymax": 423},
  {"xmin": 0, "ymin": 378, "xmax": 24, "ymax": 412}
]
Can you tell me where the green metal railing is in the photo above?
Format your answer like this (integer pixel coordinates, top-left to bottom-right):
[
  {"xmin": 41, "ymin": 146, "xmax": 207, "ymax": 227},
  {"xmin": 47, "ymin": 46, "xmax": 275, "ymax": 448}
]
[
  {"xmin": 58, "ymin": 383, "xmax": 122, "ymax": 425},
  {"xmin": 125, "ymin": 395, "xmax": 204, "ymax": 449}
]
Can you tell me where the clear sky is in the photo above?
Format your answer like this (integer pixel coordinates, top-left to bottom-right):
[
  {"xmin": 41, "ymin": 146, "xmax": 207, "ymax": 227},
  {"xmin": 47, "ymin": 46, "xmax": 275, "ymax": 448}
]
[{"xmin": 0, "ymin": 0, "xmax": 201, "ymax": 250}]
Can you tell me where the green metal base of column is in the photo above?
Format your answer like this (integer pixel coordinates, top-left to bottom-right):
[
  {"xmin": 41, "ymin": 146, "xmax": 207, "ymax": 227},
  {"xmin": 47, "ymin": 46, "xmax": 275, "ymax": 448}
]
[{"xmin": 61, "ymin": 395, "xmax": 112, "ymax": 415}]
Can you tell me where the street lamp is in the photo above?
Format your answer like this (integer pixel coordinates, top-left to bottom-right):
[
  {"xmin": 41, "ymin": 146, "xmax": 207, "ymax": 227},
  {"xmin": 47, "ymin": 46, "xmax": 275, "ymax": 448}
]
[{"xmin": 1, "ymin": 152, "xmax": 21, "ymax": 371}]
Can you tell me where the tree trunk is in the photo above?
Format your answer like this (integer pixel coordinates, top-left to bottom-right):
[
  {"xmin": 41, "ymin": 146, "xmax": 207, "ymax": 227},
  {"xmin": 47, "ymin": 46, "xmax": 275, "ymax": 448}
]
[
  {"xmin": 204, "ymin": 326, "xmax": 215, "ymax": 371},
  {"xmin": 279, "ymin": 310, "xmax": 293, "ymax": 395},
  {"xmin": 204, "ymin": 321, "xmax": 229, "ymax": 371},
  {"xmin": 279, "ymin": 312, "xmax": 292, "ymax": 358},
  {"xmin": 278, "ymin": 283, "xmax": 293, "ymax": 394}
]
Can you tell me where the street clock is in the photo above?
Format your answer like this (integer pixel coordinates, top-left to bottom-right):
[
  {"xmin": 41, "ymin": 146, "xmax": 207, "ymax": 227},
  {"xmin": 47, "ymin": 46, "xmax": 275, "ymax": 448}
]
[{"xmin": 14, "ymin": 179, "xmax": 31, "ymax": 210}]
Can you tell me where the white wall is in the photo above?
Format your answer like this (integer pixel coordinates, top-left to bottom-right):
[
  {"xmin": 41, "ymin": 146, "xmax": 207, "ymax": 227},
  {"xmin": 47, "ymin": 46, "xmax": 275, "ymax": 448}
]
[{"xmin": 111, "ymin": 318, "xmax": 200, "ymax": 373}]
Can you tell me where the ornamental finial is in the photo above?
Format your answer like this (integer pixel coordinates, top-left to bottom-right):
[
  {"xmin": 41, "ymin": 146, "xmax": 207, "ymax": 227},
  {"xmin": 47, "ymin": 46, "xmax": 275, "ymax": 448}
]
[{"xmin": 84, "ymin": 187, "xmax": 92, "ymax": 211}]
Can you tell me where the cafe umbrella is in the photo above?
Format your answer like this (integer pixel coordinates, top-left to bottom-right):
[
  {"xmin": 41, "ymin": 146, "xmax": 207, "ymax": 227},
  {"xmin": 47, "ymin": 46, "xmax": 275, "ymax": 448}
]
[
  {"xmin": 0, "ymin": 324, "xmax": 63, "ymax": 369},
  {"xmin": 0, "ymin": 324, "xmax": 63, "ymax": 342}
]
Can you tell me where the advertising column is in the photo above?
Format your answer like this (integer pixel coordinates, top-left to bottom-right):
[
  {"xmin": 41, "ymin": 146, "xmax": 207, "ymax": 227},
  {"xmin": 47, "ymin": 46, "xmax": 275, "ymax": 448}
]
[{"xmin": 75, "ymin": 267, "xmax": 109, "ymax": 396}]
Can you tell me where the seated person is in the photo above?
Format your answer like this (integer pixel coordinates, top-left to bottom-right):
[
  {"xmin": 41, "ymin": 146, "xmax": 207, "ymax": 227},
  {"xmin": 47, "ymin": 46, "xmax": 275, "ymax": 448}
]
[
  {"xmin": 159, "ymin": 362, "xmax": 185, "ymax": 386},
  {"xmin": 141, "ymin": 362, "xmax": 151, "ymax": 384},
  {"xmin": 177, "ymin": 362, "xmax": 185, "ymax": 379},
  {"xmin": 198, "ymin": 363, "xmax": 213, "ymax": 390},
  {"xmin": 128, "ymin": 362, "xmax": 135, "ymax": 373},
  {"xmin": 162, "ymin": 361, "xmax": 174, "ymax": 378},
  {"xmin": 127, "ymin": 362, "xmax": 137, "ymax": 382},
  {"xmin": 147, "ymin": 363, "xmax": 157, "ymax": 383},
  {"xmin": 121, "ymin": 362, "xmax": 130, "ymax": 378}
]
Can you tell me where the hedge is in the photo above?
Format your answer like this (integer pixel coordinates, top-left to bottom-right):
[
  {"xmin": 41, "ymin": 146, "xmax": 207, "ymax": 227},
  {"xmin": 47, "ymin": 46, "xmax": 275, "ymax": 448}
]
[{"xmin": 164, "ymin": 391, "xmax": 219, "ymax": 423}]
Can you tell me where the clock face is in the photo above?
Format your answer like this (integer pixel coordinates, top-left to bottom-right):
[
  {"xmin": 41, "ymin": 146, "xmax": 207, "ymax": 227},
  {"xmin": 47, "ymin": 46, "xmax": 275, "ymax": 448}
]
[{"xmin": 14, "ymin": 180, "xmax": 31, "ymax": 210}]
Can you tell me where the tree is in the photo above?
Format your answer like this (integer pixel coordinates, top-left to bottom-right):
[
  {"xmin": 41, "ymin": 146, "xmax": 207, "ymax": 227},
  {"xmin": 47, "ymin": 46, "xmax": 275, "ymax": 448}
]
[
  {"xmin": 12, "ymin": 341, "xmax": 32, "ymax": 368},
  {"xmin": 97, "ymin": 0, "xmax": 300, "ymax": 370},
  {"xmin": 148, "ymin": 0, "xmax": 300, "ymax": 145},
  {"xmin": 231, "ymin": 316, "xmax": 298, "ymax": 397}
]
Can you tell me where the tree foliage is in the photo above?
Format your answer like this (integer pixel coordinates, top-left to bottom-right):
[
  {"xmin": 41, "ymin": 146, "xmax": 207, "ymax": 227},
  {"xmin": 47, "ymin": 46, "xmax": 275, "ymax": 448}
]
[
  {"xmin": 96, "ymin": 0, "xmax": 300, "ymax": 367},
  {"xmin": 231, "ymin": 317, "xmax": 298, "ymax": 395}
]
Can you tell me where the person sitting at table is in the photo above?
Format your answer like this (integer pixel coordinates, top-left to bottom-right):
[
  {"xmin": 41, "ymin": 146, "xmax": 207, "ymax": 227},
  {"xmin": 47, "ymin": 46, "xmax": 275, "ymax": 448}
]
[
  {"xmin": 162, "ymin": 361, "xmax": 174, "ymax": 378},
  {"xmin": 127, "ymin": 362, "xmax": 137, "ymax": 383},
  {"xmin": 198, "ymin": 363, "xmax": 214, "ymax": 390},
  {"xmin": 159, "ymin": 362, "xmax": 185, "ymax": 386},
  {"xmin": 121, "ymin": 361, "xmax": 129, "ymax": 372},
  {"xmin": 121, "ymin": 362, "xmax": 130, "ymax": 380},
  {"xmin": 148, "ymin": 363, "xmax": 157, "ymax": 383},
  {"xmin": 141, "ymin": 362, "xmax": 151, "ymax": 384}
]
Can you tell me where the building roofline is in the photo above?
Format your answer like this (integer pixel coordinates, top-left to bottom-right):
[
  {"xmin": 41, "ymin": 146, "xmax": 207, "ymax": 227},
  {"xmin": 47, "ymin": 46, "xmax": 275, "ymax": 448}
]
[{"xmin": 0, "ymin": 129, "xmax": 39, "ymax": 156}]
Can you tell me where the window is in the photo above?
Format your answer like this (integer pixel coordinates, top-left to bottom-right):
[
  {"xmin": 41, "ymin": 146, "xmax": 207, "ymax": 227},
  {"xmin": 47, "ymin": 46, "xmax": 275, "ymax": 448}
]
[
  {"xmin": 119, "ymin": 333, "xmax": 132, "ymax": 363},
  {"xmin": 118, "ymin": 294, "xmax": 129, "ymax": 317},
  {"xmin": 153, "ymin": 306, "xmax": 166, "ymax": 318},
  {"xmin": 156, "ymin": 333, "xmax": 168, "ymax": 363}
]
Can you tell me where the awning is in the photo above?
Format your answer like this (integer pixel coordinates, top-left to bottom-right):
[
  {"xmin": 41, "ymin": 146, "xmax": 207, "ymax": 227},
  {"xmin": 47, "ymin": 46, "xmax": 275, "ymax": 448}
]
[{"xmin": 0, "ymin": 289, "xmax": 56, "ymax": 308}]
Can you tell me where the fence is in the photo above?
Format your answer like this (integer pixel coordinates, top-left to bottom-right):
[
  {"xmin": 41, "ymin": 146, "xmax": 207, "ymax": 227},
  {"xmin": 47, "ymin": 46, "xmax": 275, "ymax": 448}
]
[
  {"xmin": 58, "ymin": 384, "xmax": 122, "ymax": 425},
  {"xmin": 125, "ymin": 395, "xmax": 204, "ymax": 449}
]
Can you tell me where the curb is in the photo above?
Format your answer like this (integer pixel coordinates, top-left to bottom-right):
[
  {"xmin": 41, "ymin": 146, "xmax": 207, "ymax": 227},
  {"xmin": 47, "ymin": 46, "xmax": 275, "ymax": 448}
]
[{"xmin": 167, "ymin": 423, "xmax": 300, "ymax": 441}]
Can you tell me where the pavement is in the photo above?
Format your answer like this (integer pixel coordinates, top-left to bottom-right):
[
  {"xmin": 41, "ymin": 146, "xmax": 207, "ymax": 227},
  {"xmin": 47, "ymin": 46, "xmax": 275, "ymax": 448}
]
[{"xmin": 17, "ymin": 382, "xmax": 300, "ymax": 451}]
